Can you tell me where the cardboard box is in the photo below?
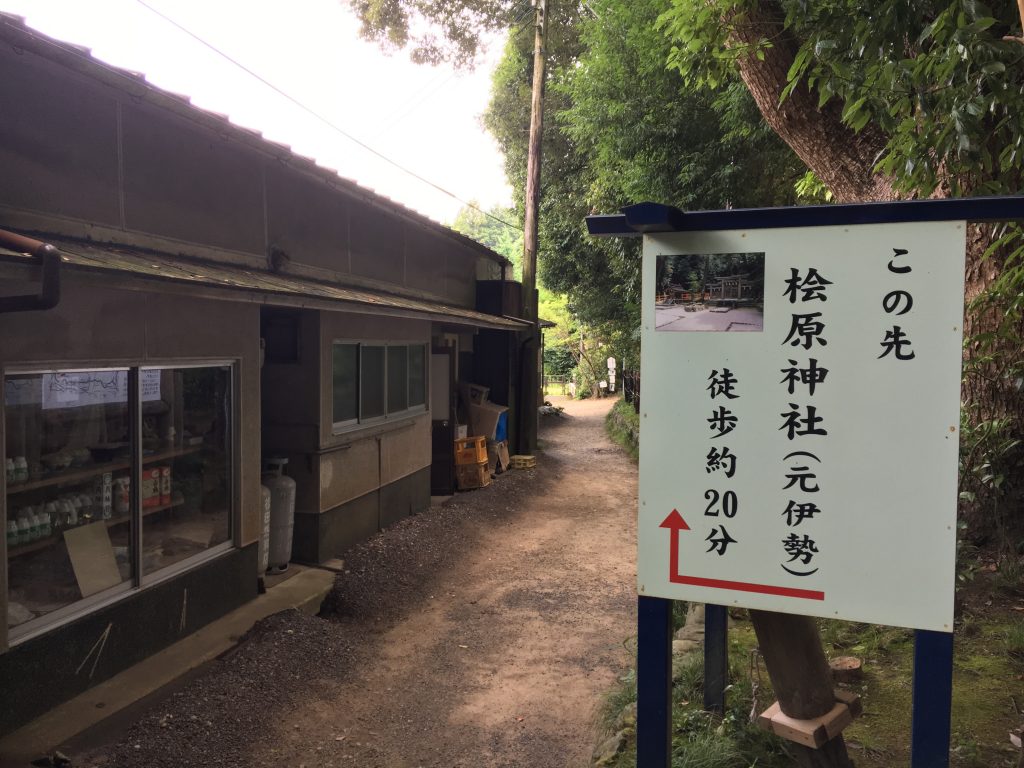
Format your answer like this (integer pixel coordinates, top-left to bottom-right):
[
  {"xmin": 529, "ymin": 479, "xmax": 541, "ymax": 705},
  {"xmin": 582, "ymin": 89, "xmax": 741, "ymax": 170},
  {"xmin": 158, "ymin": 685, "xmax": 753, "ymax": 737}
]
[
  {"xmin": 468, "ymin": 401, "xmax": 508, "ymax": 440},
  {"xmin": 458, "ymin": 382, "xmax": 490, "ymax": 406},
  {"xmin": 141, "ymin": 468, "xmax": 162, "ymax": 509},
  {"xmin": 487, "ymin": 440, "xmax": 510, "ymax": 473}
]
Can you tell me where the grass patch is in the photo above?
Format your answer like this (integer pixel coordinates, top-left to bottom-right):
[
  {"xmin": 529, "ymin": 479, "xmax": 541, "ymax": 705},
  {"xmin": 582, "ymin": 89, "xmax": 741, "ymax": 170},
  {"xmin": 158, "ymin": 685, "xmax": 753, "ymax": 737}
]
[
  {"xmin": 599, "ymin": 595, "xmax": 1024, "ymax": 768},
  {"xmin": 599, "ymin": 614, "xmax": 790, "ymax": 768},
  {"xmin": 605, "ymin": 397, "xmax": 640, "ymax": 461},
  {"xmin": 1005, "ymin": 620, "xmax": 1024, "ymax": 658}
]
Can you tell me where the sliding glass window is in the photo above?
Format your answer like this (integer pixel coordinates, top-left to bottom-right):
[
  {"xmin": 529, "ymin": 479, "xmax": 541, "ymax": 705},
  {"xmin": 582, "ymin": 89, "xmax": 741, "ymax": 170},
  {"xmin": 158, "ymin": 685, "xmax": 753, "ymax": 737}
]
[
  {"xmin": 331, "ymin": 342, "xmax": 428, "ymax": 430},
  {"xmin": 4, "ymin": 364, "xmax": 234, "ymax": 640}
]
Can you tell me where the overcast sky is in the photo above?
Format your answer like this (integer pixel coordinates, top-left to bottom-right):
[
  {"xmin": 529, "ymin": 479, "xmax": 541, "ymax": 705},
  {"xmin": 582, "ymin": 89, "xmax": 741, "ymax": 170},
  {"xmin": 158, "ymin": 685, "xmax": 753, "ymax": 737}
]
[{"xmin": 0, "ymin": 0, "xmax": 513, "ymax": 224}]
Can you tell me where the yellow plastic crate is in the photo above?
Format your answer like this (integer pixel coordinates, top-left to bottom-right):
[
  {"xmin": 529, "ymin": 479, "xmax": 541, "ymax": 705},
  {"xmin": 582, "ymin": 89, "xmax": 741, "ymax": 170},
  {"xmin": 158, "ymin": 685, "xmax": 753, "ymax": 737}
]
[
  {"xmin": 454, "ymin": 436, "xmax": 487, "ymax": 465},
  {"xmin": 510, "ymin": 454, "xmax": 536, "ymax": 470},
  {"xmin": 455, "ymin": 459, "xmax": 491, "ymax": 490}
]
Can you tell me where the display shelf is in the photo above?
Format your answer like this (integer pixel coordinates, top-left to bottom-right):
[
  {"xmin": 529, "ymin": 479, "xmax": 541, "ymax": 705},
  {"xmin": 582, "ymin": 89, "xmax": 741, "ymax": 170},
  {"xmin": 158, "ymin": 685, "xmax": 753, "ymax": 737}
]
[
  {"xmin": 5, "ymin": 534, "xmax": 56, "ymax": 558},
  {"xmin": 105, "ymin": 498, "xmax": 186, "ymax": 528},
  {"xmin": 7, "ymin": 498, "xmax": 185, "ymax": 558},
  {"xmin": 6, "ymin": 446, "xmax": 201, "ymax": 494}
]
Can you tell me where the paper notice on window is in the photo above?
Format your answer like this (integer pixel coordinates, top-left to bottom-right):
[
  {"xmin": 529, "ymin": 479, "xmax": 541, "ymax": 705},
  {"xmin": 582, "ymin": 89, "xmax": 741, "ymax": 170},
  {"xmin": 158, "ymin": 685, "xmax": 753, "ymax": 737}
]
[
  {"xmin": 3, "ymin": 377, "xmax": 42, "ymax": 406},
  {"xmin": 40, "ymin": 370, "xmax": 161, "ymax": 410}
]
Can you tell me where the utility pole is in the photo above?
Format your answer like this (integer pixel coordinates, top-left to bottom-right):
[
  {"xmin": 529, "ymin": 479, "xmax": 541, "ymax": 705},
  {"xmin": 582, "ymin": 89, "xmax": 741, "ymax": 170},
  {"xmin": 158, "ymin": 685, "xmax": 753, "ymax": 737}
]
[{"xmin": 519, "ymin": 0, "xmax": 546, "ymax": 453}]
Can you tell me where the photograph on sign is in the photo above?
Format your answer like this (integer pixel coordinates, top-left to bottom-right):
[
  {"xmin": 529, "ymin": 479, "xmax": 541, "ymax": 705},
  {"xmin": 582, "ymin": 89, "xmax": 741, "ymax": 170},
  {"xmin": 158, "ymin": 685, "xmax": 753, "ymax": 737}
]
[
  {"xmin": 654, "ymin": 252, "xmax": 765, "ymax": 332},
  {"xmin": 638, "ymin": 222, "xmax": 965, "ymax": 632}
]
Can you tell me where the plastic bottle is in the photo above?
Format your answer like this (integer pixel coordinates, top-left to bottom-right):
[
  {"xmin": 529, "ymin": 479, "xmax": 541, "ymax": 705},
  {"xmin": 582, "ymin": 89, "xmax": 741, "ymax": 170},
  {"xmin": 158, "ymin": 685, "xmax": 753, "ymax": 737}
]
[
  {"xmin": 65, "ymin": 498, "xmax": 78, "ymax": 526},
  {"xmin": 6, "ymin": 520, "xmax": 18, "ymax": 548},
  {"xmin": 14, "ymin": 457, "xmax": 28, "ymax": 484},
  {"xmin": 18, "ymin": 514, "xmax": 32, "ymax": 543},
  {"xmin": 23, "ymin": 508, "xmax": 37, "ymax": 541},
  {"xmin": 44, "ymin": 501, "xmax": 60, "ymax": 530},
  {"xmin": 114, "ymin": 478, "xmax": 129, "ymax": 516},
  {"xmin": 39, "ymin": 511, "xmax": 51, "ymax": 538},
  {"xmin": 5, "ymin": 458, "xmax": 14, "ymax": 484}
]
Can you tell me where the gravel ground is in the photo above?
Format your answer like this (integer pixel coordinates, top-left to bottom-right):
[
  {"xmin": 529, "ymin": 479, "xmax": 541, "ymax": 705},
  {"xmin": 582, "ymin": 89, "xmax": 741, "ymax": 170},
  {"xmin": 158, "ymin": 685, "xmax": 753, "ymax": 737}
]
[{"xmin": 75, "ymin": 395, "xmax": 638, "ymax": 768}]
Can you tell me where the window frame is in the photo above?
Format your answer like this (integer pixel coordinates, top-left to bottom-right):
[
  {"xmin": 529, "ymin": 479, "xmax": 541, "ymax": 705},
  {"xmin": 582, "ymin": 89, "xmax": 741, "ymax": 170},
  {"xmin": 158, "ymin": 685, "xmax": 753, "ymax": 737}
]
[
  {"xmin": 331, "ymin": 340, "xmax": 429, "ymax": 434},
  {"xmin": 2, "ymin": 359, "xmax": 239, "ymax": 645}
]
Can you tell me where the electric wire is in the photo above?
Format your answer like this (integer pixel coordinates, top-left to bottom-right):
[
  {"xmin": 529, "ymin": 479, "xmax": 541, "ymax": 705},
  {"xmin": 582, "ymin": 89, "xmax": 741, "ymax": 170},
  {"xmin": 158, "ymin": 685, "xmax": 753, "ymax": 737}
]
[
  {"xmin": 371, "ymin": 69, "xmax": 461, "ymax": 136},
  {"xmin": 133, "ymin": 0, "xmax": 520, "ymax": 232}
]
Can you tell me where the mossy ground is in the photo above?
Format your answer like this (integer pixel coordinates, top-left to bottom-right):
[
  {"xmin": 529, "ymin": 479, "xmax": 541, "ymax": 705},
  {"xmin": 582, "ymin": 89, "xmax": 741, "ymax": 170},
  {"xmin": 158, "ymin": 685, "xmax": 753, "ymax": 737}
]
[{"xmin": 600, "ymin": 569, "xmax": 1024, "ymax": 767}]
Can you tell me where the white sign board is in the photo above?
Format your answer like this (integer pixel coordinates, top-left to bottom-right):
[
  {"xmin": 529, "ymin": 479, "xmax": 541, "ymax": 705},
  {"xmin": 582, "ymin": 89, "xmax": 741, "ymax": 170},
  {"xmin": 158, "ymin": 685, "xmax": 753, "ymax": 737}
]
[{"xmin": 638, "ymin": 222, "xmax": 965, "ymax": 632}]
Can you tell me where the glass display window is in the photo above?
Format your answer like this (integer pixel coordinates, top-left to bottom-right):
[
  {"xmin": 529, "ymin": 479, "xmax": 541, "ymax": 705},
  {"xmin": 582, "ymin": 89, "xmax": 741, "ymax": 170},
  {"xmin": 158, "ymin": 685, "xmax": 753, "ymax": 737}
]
[
  {"xmin": 139, "ymin": 366, "xmax": 232, "ymax": 575},
  {"xmin": 4, "ymin": 364, "xmax": 235, "ymax": 641}
]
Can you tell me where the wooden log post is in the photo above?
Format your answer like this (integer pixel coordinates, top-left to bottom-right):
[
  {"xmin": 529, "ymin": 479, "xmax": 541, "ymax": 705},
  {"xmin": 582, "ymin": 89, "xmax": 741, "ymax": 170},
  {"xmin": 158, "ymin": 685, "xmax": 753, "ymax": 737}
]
[{"xmin": 749, "ymin": 610, "xmax": 855, "ymax": 768}]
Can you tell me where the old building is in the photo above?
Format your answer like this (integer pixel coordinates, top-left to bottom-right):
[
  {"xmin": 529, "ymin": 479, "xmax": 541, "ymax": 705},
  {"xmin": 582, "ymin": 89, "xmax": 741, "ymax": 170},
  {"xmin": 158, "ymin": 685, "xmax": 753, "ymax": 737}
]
[{"xmin": 0, "ymin": 14, "xmax": 527, "ymax": 735}]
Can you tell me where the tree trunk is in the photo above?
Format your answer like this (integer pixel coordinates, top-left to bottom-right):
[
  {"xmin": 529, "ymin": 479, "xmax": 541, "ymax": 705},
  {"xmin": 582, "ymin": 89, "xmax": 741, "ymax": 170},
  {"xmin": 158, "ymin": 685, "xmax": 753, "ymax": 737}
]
[
  {"xmin": 727, "ymin": 1, "xmax": 1024, "ymax": 529},
  {"xmin": 750, "ymin": 610, "xmax": 855, "ymax": 768},
  {"xmin": 727, "ymin": 2, "xmax": 896, "ymax": 204}
]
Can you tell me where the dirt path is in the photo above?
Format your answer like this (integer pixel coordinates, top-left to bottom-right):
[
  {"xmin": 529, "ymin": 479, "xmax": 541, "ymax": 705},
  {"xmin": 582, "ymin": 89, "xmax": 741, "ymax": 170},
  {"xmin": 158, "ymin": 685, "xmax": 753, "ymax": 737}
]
[{"xmin": 82, "ymin": 395, "xmax": 638, "ymax": 768}]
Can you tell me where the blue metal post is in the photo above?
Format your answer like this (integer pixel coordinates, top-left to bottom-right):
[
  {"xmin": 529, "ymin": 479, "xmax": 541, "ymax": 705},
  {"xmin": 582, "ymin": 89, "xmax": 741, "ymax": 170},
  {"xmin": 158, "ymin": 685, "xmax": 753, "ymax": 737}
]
[
  {"xmin": 703, "ymin": 603, "xmax": 728, "ymax": 714},
  {"xmin": 637, "ymin": 595, "xmax": 673, "ymax": 768},
  {"xmin": 911, "ymin": 629, "xmax": 954, "ymax": 768}
]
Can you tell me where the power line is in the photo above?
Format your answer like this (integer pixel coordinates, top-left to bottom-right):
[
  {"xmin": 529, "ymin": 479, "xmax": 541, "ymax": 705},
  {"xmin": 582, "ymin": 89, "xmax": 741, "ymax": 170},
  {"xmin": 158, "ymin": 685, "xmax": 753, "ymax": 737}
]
[
  {"xmin": 133, "ymin": 0, "xmax": 518, "ymax": 232},
  {"xmin": 372, "ymin": 70, "xmax": 461, "ymax": 136}
]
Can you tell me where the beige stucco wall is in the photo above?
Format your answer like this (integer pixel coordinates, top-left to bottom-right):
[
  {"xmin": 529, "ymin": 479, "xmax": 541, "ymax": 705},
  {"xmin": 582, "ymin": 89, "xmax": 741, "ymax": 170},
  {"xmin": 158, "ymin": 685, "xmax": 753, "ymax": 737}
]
[{"xmin": 315, "ymin": 311, "xmax": 432, "ymax": 512}]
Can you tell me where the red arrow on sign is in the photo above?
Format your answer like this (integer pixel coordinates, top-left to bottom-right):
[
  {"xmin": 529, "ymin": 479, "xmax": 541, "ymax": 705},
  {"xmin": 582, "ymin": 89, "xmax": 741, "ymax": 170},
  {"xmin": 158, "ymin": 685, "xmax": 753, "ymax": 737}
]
[{"xmin": 659, "ymin": 510, "xmax": 825, "ymax": 601}]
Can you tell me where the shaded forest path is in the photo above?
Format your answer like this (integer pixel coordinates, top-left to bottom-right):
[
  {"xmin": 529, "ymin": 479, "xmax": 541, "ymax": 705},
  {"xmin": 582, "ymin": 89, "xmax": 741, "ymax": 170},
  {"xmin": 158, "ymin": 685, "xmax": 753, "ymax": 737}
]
[{"xmin": 84, "ymin": 395, "xmax": 638, "ymax": 768}]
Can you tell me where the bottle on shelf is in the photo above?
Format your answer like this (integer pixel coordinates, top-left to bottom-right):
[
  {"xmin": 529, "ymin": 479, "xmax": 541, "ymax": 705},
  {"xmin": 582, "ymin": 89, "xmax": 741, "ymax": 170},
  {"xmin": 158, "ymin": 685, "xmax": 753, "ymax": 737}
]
[
  {"xmin": 114, "ymin": 477, "xmax": 129, "ymax": 516},
  {"xmin": 17, "ymin": 514, "xmax": 31, "ymax": 544},
  {"xmin": 13, "ymin": 456, "xmax": 28, "ymax": 484},
  {"xmin": 43, "ymin": 501, "xmax": 58, "ymax": 530},
  {"xmin": 70, "ymin": 495, "xmax": 83, "ymax": 523}
]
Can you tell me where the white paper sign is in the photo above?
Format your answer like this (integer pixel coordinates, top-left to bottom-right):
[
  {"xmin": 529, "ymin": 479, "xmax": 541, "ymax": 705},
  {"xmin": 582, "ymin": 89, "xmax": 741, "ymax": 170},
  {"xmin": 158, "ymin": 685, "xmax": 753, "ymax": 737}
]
[
  {"xmin": 40, "ymin": 370, "xmax": 162, "ymax": 410},
  {"xmin": 638, "ymin": 222, "xmax": 965, "ymax": 632},
  {"xmin": 4, "ymin": 377, "xmax": 41, "ymax": 406}
]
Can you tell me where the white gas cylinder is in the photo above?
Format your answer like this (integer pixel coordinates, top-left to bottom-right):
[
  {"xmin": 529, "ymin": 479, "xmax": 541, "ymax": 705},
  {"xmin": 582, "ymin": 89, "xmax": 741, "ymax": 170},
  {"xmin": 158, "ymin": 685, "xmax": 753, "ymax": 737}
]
[
  {"xmin": 258, "ymin": 484, "xmax": 272, "ymax": 574},
  {"xmin": 261, "ymin": 458, "xmax": 296, "ymax": 572}
]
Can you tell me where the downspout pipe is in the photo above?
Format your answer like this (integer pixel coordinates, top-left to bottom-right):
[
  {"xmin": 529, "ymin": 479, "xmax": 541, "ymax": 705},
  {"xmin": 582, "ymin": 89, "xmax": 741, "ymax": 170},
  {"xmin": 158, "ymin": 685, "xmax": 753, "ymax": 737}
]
[{"xmin": 0, "ymin": 228, "xmax": 61, "ymax": 314}]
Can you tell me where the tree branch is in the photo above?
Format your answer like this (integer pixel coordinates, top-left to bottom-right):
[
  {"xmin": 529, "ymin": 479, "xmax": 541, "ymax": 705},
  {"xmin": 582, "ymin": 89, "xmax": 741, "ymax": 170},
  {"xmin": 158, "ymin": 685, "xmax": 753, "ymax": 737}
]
[{"xmin": 728, "ymin": 1, "xmax": 898, "ymax": 203}]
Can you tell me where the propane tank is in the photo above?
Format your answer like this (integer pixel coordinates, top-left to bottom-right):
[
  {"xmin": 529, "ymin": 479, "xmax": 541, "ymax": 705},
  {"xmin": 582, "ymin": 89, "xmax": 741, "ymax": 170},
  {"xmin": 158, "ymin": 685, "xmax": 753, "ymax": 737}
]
[
  {"xmin": 261, "ymin": 458, "xmax": 296, "ymax": 573},
  {"xmin": 258, "ymin": 484, "xmax": 272, "ymax": 574}
]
